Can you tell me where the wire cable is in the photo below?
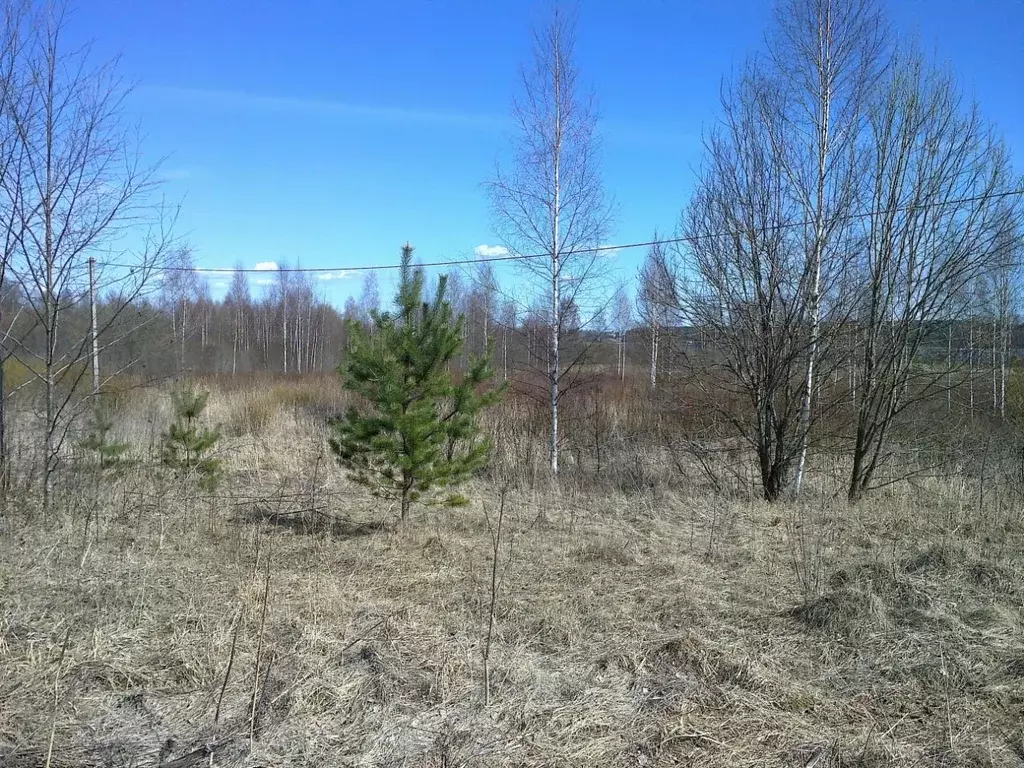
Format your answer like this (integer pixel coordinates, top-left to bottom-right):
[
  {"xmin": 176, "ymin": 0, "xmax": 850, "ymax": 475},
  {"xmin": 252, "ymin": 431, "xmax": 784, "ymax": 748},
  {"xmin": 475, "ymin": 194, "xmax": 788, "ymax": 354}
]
[{"xmin": 94, "ymin": 188, "xmax": 1024, "ymax": 274}]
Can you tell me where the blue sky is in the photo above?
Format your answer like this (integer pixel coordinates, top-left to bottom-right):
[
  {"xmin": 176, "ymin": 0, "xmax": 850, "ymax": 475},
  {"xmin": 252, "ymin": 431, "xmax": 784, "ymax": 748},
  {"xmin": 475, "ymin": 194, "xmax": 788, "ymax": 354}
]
[{"xmin": 68, "ymin": 0, "xmax": 1023, "ymax": 305}]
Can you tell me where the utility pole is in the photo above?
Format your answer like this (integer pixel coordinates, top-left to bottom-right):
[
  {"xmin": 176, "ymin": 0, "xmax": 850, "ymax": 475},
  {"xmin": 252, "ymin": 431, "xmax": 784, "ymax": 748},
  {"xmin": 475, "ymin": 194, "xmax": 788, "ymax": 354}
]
[{"xmin": 89, "ymin": 257, "xmax": 99, "ymax": 395}]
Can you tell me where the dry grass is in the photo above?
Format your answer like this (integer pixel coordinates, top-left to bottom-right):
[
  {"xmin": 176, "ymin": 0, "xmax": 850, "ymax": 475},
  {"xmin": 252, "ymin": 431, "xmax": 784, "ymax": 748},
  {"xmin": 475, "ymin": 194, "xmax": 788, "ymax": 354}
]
[{"xmin": 1, "ymin": 383, "xmax": 1024, "ymax": 767}]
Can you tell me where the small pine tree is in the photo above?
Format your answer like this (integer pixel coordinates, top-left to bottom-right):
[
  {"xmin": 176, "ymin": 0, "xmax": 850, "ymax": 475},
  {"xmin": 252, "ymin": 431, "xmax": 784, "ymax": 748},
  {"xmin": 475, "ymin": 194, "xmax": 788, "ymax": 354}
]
[
  {"xmin": 161, "ymin": 385, "xmax": 223, "ymax": 491},
  {"xmin": 330, "ymin": 243, "xmax": 503, "ymax": 519},
  {"xmin": 79, "ymin": 399, "xmax": 130, "ymax": 470}
]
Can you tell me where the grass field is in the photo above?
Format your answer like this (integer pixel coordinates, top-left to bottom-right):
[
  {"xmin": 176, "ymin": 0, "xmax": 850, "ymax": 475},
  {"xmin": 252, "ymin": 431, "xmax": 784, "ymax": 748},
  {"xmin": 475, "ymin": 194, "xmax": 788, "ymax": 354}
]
[{"xmin": 1, "ymin": 382, "xmax": 1023, "ymax": 767}]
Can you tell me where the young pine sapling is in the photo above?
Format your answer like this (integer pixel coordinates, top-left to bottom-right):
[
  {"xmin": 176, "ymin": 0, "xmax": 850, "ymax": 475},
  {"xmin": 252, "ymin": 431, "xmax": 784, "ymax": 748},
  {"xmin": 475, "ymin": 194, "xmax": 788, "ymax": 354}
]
[
  {"xmin": 161, "ymin": 386, "xmax": 223, "ymax": 491},
  {"xmin": 329, "ymin": 243, "xmax": 504, "ymax": 519}
]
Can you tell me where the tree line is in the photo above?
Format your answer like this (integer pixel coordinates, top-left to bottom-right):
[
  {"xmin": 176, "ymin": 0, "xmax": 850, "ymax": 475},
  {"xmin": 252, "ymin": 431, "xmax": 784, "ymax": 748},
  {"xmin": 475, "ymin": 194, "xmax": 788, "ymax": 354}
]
[{"xmin": 0, "ymin": 0, "xmax": 1020, "ymax": 511}]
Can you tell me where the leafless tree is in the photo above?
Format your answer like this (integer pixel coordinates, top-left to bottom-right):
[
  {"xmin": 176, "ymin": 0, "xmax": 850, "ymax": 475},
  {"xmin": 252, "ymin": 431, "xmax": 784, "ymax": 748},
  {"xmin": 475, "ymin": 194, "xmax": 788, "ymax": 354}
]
[
  {"xmin": 161, "ymin": 250, "xmax": 198, "ymax": 372},
  {"xmin": 498, "ymin": 299, "xmax": 516, "ymax": 382},
  {"xmin": 263, "ymin": 262, "xmax": 325, "ymax": 375},
  {"xmin": 846, "ymin": 48, "xmax": 1017, "ymax": 500},
  {"xmin": 225, "ymin": 263, "xmax": 250, "ymax": 376},
  {"xmin": 611, "ymin": 281, "xmax": 631, "ymax": 382},
  {"xmin": 989, "ymin": 211, "xmax": 1019, "ymax": 421},
  {"xmin": 637, "ymin": 236, "xmax": 674, "ymax": 389},
  {"xmin": 671, "ymin": 68, "xmax": 812, "ymax": 501},
  {"xmin": 0, "ymin": 0, "xmax": 31, "ymax": 491},
  {"xmin": 358, "ymin": 271, "xmax": 380, "ymax": 325},
  {"xmin": 471, "ymin": 262, "xmax": 499, "ymax": 359},
  {"xmin": 670, "ymin": 60, "xmax": 854, "ymax": 501},
  {"xmin": 194, "ymin": 276, "xmax": 214, "ymax": 357},
  {"xmin": 276, "ymin": 264, "xmax": 292, "ymax": 374},
  {"xmin": 485, "ymin": 3, "xmax": 613, "ymax": 474},
  {"xmin": 761, "ymin": 0, "xmax": 887, "ymax": 494},
  {"xmin": 1, "ymin": 3, "xmax": 175, "ymax": 513}
]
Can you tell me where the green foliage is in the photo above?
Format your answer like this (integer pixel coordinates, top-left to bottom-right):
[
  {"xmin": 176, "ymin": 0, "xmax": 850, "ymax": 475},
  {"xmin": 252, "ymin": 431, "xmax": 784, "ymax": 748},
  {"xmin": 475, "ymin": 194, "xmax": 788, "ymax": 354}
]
[
  {"xmin": 329, "ymin": 243, "xmax": 504, "ymax": 518},
  {"xmin": 161, "ymin": 385, "xmax": 223, "ymax": 491},
  {"xmin": 78, "ymin": 398, "xmax": 131, "ymax": 470}
]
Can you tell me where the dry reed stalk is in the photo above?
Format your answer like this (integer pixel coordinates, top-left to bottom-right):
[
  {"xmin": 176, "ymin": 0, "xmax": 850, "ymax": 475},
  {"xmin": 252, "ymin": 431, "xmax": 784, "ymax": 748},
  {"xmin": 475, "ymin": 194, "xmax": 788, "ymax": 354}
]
[
  {"xmin": 44, "ymin": 625, "xmax": 72, "ymax": 768},
  {"xmin": 249, "ymin": 534, "xmax": 273, "ymax": 748}
]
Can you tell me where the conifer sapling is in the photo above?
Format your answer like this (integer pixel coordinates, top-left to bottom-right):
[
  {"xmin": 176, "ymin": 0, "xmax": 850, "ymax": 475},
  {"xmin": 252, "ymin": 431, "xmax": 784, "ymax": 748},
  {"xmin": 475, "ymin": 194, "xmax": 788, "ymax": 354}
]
[
  {"xmin": 329, "ymin": 243, "xmax": 503, "ymax": 519},
  {"xmin": 79, "ymin": 398, "xmax": 130, "ymax": 469},
  {"xmin": 161, "ymin": 385, "xmax": 223, "ymax": 491}
]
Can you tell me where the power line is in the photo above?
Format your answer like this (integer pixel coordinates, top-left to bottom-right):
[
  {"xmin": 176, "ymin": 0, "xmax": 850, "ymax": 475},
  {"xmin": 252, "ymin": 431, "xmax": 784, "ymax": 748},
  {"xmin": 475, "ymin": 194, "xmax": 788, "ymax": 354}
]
[{"xmin": 95, "ymin": 187, "xmax": 1024, "ymax": 275}]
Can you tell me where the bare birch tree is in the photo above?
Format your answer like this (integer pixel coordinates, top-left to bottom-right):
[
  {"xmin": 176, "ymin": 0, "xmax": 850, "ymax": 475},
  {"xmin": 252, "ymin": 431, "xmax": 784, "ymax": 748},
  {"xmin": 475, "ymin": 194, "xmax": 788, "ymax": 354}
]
[
  {"xmin": 611, "ymin": 281, "xmax": 631, "ymax": 382},
  {"xmin": 637, "ymin": 236, "xmax": 674, "ymax": 389},
  {"xmin": 460, "ymin": 261, "xmax": 501, "ymax": 369},
  {"xmin": 161, "ymin": 250, "xmax": 198, "ymax": 372},
  {"xmin": 990, "ymin": 211, "xmax": 1019, "ymax": 421},
  {"xmin": 225, "ymin": 263, "xmax": 250, "ymax": 376},
  {"xmin": 498, "ymin": 299, "xmax": 516, "ymax": 382},
  {"xmin": 2, "ymin": 3, "xmax": 174, "ymax": 512},
  {"xmin": 358, "ymin": 271, "xmax": 380, "ymax": 325},
  {"xmin": 485, "ymin": 4, "xmax": 613, "ymax": 474},
  {"xmin": 761, "ymin": 0, "xmax": 887, "ymax": 494}
]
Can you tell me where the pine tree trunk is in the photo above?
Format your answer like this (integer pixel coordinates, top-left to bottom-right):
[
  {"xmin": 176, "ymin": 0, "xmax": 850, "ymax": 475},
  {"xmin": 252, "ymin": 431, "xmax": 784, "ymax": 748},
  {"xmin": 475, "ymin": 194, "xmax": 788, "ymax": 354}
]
[{"xmin": 401, "ymin": 471, "xmax": 412, "ymax": 520}]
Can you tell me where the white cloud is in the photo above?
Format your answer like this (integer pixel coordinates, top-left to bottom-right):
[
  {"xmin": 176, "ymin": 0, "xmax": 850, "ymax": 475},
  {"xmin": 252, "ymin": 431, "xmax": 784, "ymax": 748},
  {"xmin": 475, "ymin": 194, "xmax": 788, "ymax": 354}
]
[
  {"xmin": 254, "ymin": 261, "xmax": 279, "ymax": 271},
  {"xmin": 195, "ymin": 267, "xmax": 233, "ymax": 276},
  {"xmin": 474, "ymin": 244, "xmax": 509, "ymax": 258},
  {"xmin": 160, "ymin": 167, "xmax": 196, "ymax": 181},
  {"xmin": 254, "ymin": 278, "xmax": 276, "ymax": 286},
  {"xmin": 143, "ymin": 86, "xmax": 502, "ymax": 129},
  {"xmin": 317, "ymin": 270, "xmax": 357, "ymax": 281}
]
